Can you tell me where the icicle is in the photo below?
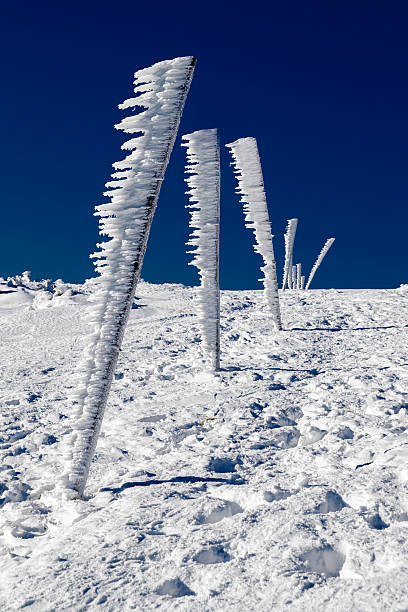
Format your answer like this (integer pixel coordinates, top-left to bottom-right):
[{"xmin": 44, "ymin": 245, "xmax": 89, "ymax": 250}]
[
  {"xmin": 282, "ymin": 218, "xmax": 298, "ymax": 290},
  {"xmin": 63, "ymin": 56, "xmax": 196, "ymax": 497},
  {"xmin": 300, "ymin": 275, "xmax": 305, "ymax": 290},
  {"xmin": 182, "ymin": 129, "xmax": 220, "ymax": 372},
  {"xmin": 305, "ymin": 238, "xmax": 335, "ymax": 290},
  {"xmin": 226, "ymin": 137, "xmax": 282, "ymax": 331}
]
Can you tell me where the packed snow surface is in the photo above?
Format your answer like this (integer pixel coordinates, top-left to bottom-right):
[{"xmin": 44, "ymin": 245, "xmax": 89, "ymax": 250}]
[{"xmin": 1, "ymin": 277, "xmax": 408, "ymax": 610}]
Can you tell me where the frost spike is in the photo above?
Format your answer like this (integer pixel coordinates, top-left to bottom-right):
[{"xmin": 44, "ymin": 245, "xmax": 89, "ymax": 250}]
[
  {"xmin": 305, "ymin": 238, "xmax": 335, "ymax": 290},
  {"xmin": 226, "ymin": 137, "xmax": 282, "ymax": 331},
  {"xmin": 182, "ymin": 129, "xmax": 220, "ymax": 372},
  {"xmin": 64, "ymin": 56, "xmax": 196, "ymax": 497},
  {"xmin": 282, "ymin": 218, "xmax": 298, "ymax": 290},
  {"xmin": 300, "ymin": 275, "xmax": 305, "ymax": 290}
]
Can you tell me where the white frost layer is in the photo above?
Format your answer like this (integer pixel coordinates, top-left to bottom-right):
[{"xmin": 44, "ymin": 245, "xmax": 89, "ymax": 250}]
[
  {"xmin": 282, "ymin": 218, "xmax": 298, "ymax": 290},
  {"xmin": 64, "ymin": 57, "xmax": 195, "ymax": 495},
  {"xmin": 226, "ymin": 137, "xmax": 282, "ymax": 331},
  {"xmin": 305, "ymin": 238, "xmax": 335, "ymax": 290},
  {"xmin": 182, "ymin": 129, "xmax": 220, "ymax": 371}
]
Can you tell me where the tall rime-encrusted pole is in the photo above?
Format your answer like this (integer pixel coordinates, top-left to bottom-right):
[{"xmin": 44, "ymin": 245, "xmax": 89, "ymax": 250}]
[
  {"xmin": 226, "ymin": 137, "xmax": 282, "ymax": 331},
  {"xmin": 305, "ymin": 238, "xmax": 335, "ymax": 290},
  {"xmin": 182, "ymin": 129, "xmax": 220, "ymax": 372},
  {"xmin": 64, "ymin": 57, "xmax": 196, "ymax": 496},
  {"xmin": 282, "ymin": 218, "xmax": 298, "ymax": 290},
  {"xmin": 296, "ymin": 263, "xmax": 302, "ymax": 289}
]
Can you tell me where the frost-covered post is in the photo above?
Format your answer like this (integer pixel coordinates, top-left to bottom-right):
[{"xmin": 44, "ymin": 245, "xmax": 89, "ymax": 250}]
[
  {"xmin": 282, "ymin": 218, "xmax": 298, "ymax": 290},
  {"xmin": 182, "ymin": 129, "xmax": 220, "ymax": 372},
  {"xmin": 292, "ymin": 266, "xmax": 297, "ymax": 289},
  {"xmin": 305, "ymin": 238, "xmax": 335, "ymax": 290},
  {"xmin": 296, "ymin": 264, "xmax": 302, "ymax": 289},
  {"xmin": 63, "ymin": 57, "xmax": 196, "ymax": 497},
  {"xmin": 226, "ymin": 137, "xmax": 282, "ymax": 331}
]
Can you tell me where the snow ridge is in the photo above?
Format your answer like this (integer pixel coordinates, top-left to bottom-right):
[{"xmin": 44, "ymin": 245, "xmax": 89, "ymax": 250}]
[
  {"xmin": 226, "ymin": 137, "xmax": 282, "ymax": 331},
  {"xmin": 63, "ymin": 56, "xmax": 196, "ymax": 496},
  {"xmin": 305, "ymin": 238, "xmax": 335, "ymax": 290},
  {"xmin": 182, "ymin": 129, "xmax": 220, "ymax": 371},
  {"xmin": 282, "ymin": 218, "xmax": 298, "ymax": 290}
]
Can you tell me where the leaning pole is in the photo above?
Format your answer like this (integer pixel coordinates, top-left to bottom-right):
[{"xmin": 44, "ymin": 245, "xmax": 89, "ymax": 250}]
[
  {"xmin": 226, "ymin": 137, "xmax": 282, "ymax": 331},
  {"xmin": 305, "ymin": 238, "xmax": 335, "ymax": 290},
  {"xmin": 63, "ymin": 57, "xmax": 196, "ymax": 497}
]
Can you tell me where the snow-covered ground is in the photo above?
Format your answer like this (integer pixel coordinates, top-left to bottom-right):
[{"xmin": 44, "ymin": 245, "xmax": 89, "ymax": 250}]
[{"xmin": 1, "ymin": 277, "xmax": 408, "ymax": 610}]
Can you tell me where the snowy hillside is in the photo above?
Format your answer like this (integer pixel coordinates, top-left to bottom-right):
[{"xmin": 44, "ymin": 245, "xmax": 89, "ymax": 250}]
[{"xmin": 1, "ymin": 277, "xmax": 408, "ymax": 610}]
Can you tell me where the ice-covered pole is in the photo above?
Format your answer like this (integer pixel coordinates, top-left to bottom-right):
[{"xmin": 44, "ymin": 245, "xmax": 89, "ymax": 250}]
[
  {"xmin": 63, "ymin": 56, "xmax": 196, "ymax": 497},
  {"xmin": 292, "ymin": 265, "xmax": 296, "ymax": 289},
  {"xmin": 182, "ymin": 129, "xmax": 220, "ymax": 372},
  {"xmin": 305, "ymin": 238, "xmax": 335, "ymax": 290},
  {"xmin": 226, "ymin": 137, "xmax": 282, "ymax": 331},
  {"xmin": 296, "ymin": 263, "xmax": 302, "ymax": 289},
  {"xmin": 282, "ymin": 218, "xmax": 298, "ymax": 290}
]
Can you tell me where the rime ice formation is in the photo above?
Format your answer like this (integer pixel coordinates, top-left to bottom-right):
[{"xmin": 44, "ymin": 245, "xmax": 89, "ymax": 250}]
[
  {"xmin": 64, "ymin": 56, "xmax": 196, "ymax": 496},
  {"xmin": 282, "ymin": 218, "xmax": 298, "ymax": 290},
  {"xmin": 226, "ymin": 137, "xmax": 282, "ymax": 331},
  {"xmin": 305, "ymin": 238, "xmax": 335, "ymax": 290},
  {"xmin": 182, "ymin": 129, "xmax": 220, "ymax": 372}
]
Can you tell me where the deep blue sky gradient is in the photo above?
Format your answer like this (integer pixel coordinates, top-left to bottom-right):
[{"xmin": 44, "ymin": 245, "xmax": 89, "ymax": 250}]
[{"xmin": 1, "ymin": 1, "xmax": 408, "ymax": 289}]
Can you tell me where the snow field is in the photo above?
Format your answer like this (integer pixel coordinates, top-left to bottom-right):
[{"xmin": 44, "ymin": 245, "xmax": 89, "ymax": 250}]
[{"xmin": 1, "ymin": 282, "xmax": 408, "ymax": 609}]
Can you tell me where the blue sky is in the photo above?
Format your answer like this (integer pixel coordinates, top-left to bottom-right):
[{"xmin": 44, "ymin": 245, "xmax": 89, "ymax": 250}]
[{"xmin": 1, "ymin": 1, "xmax": 407, "ymax": 289}]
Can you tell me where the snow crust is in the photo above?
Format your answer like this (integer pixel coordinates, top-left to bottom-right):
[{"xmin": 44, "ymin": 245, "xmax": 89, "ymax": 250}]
[
  {"xmin": 306, "ymin": 238, "xmax": 335, "ymax": 290},
  {"xmin": 65, "ymin": 57, "xmax": 195, "ymax": 495},
  {"xmin": 1, "ymin": 281, "xmax": 408, "ymax": 610},
  {"xmin": 182, "ymin": 129, "xmax": 220, "ymax": 371},
  {"xmin": 226, "ymin": 138, "xmax": 282, "ymax": 330}
]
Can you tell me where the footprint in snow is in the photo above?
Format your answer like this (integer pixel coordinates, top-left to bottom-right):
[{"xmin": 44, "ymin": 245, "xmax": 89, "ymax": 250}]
[
  {"xmin": 156, "ymin": 578, "xmax": 195, "ymax": 598},
  {"xmin": 313, "ymin": 490, "xmax": 348, "ymax": 514},
  {"xmin": 207, "ymin": 457, "xmax": 240, "ymax": 474},
  {"xmin": 362, "ymin": 512, "xmax": 389, "ymax": 530},
  {"xmin": 195, "ymin": 499, "xmax": 243, "ymax": 525},
  {"xmin": 193, "ymin": 545, "xmax": 231, "ymax": 564},
  {"xmin": 264, "ymin": 486, "xmax": 293, "ymax": 503},
  {"xmin": 300, "ymin": 546, "xmax": 345, "ymax": 578}
]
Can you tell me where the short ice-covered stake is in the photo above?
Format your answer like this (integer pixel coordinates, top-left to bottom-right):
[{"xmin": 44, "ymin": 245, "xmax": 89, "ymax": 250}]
[
  {"xmin": 305, "ymin": 238, "xmax": 335, "ymax": 290},
  {"xmin": 63, "ymin": 56, "xmax": 196, "ymax": 497},
  {"xmin": 282, "ymin": 218, "xmax": 298, "ymax": 290},
  {"xmin": 226, "ymin": 137, "xmax": 282, "ymax": 331},
  {"xmin": 182, "ymin": 129, "xmax": 220, "ymax": 372}
]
